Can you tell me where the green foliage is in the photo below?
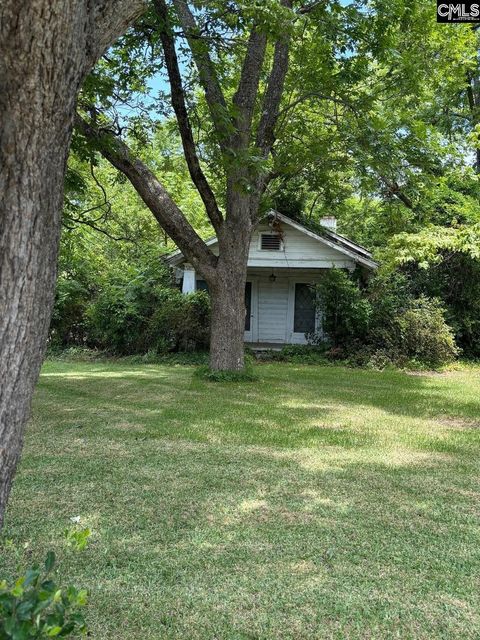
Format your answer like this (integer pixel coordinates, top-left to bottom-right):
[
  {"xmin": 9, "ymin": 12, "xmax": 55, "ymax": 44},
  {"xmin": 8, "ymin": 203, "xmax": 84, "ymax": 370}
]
[
  {"xmin": 146, "ymin": 290, "xmax": 211, "ymax": 353},
  {"xmin": 393, "ymin": 296, "xmax": 459, "ymax": 367},
  {"xmin": 87, "ymin": 285, "xmax": 210, "ymax": 356},
  {"xmin": 312, "ymin": 269, "xmax": 459, "ymax": 368},
  {"xmin": 63, "ymin": 528, "xmax": 91, "ymax": 553},
  {"xmin": 86, "ymin": 260, "xmax": 173, "ymax": 354},
  {"xmin": 405, "ymin": 253, "xmax": 480, "ymax": 357},
  {"xmin": 50, "ymin": 278, "xmax": 91, "ymax": 348},
  {"xmin": 0, "ymin": 553, "xmax": 87, "ymax": 639},
  {"xmin": 314, "ymin": 269, "xmax": 372, "ymax": 348}
]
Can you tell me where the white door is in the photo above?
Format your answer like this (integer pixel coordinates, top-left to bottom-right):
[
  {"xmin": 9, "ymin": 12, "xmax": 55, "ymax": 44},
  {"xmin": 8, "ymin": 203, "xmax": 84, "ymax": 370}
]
[
  {"xmin": 257, "ymin": 276, "xmax": 289, "ymax": 343},
  {"xmin": 286, "ymin": 281, "xmax": 318, "ymax": 344}
]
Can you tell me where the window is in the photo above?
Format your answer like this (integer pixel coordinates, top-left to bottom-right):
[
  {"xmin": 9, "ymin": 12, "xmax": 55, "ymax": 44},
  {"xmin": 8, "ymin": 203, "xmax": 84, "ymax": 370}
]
[
  {"xmin": 260, "ymin": 233, "xmax": 282, "ymax": 251},
  {"xmin": 245, "ymin": 282, "xmax": 252, "ymax": 331},
  {"xmin": 294, "ymin": 283, "xmax": 315, "ymax": 334},
  {"xmin": 196, "ymin": 279, "xmax": 209, "ymax": 292}
]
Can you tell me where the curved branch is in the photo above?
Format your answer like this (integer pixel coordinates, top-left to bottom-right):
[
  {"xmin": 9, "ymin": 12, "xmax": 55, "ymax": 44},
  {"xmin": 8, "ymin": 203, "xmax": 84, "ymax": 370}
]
[
  {"xmin": 88, "ymin": 1, "xmax": 148, "ymax": 70},
  {"xmin": 74, "ymin": 113, "xmax": 218, "ymax": 279},
  {"xmin": 63, "ymin": 215, "xmax": 135, "ymax": 243}
]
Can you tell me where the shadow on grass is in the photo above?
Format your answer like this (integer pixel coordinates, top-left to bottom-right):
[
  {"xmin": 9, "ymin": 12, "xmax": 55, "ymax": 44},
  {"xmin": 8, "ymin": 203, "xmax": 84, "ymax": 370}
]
[
  {"xmin": 35, "ymin": 361, "xmax": 480, "ymax": 455},
  {"xmin": 3, "ymin": 424, "xmax": 480, "ymax": 638}
]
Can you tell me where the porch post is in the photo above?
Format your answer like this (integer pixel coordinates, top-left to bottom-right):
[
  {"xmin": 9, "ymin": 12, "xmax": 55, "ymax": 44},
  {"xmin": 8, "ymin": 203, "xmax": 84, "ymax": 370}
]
[{"xmin": 182, "ymin": 264, "xmax": 196, "ymax": 294}]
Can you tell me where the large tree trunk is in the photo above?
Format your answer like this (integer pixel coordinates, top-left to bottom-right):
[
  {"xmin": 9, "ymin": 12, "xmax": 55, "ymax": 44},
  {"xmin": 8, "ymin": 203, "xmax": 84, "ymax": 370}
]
[
  {"xmin": 0, "ymin": 99, "xmax": 70, "ymax": 530},
  {"xmin": 209, "ymin": 262, "xmax": 249, "ymax": 371},
  {"xmin": 207, "ymin": 202, "xmax": 252, "ymax": 371},
  {"xmin": 0, "ymin": 0, "xmax": 146, "ymax": 529}
]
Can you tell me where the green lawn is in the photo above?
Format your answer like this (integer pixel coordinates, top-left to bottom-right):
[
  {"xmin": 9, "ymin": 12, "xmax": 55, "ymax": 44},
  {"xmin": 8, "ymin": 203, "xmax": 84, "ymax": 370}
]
[{"xmin": 2, "ymin": 361, "xmax": 480, "ymax": 639}]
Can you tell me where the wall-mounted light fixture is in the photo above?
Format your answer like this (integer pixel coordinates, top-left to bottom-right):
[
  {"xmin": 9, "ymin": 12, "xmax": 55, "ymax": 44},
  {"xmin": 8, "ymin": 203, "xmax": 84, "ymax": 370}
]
[{"xmin": 269, "ymin": 272, "xmax": 276, "ymax": 283}]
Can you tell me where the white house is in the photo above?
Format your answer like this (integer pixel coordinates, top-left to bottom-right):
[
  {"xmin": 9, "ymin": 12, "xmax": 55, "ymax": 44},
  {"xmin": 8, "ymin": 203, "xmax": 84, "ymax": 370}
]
[{"xmin": 166, "ymin": 211, "xmax": 377, "ymax": 346}]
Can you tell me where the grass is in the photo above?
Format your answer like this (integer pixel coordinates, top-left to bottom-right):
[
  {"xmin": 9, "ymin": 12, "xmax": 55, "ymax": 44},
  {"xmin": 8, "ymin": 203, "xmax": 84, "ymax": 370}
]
[{"xmin": 1, "ymin": 360, "xmax": 480, "ymax": 639}]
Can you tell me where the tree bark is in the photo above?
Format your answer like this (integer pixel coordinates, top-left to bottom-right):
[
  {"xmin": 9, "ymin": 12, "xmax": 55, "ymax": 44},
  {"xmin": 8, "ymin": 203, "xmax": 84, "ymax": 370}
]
[
  {"xmin": 207, "ymin": 239, "xmax": 250, "ymax": 371},
  {"xmin": 209, "ymin": 271, "xmax": 248, "ymax": 371},
  {"xmin": 207, "ymin": 215, "xmax": 252, "ymax": 371},
  {"xmin": 0, "ymin": 0, "xmax": 146, "ymax": 529}
]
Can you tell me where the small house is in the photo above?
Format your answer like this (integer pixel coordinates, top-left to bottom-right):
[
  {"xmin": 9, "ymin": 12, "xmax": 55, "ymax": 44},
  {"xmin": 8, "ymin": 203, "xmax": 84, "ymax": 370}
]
[{"xmin": 167, "ymin": 212, "xmax": 377, "ymax": 346}]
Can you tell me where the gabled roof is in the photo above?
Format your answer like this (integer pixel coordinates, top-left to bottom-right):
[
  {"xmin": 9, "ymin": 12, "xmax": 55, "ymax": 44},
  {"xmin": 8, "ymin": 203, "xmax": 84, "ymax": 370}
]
[{"xmin": 166, "ymin": 211, "xmax": 378, "ymax": 270}]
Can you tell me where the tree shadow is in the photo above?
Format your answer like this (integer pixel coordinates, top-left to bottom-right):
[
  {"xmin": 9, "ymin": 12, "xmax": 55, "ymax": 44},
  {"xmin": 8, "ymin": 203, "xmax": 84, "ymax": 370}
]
[{"xmin": 3, "ymin": 422, "xmax": 479, "ymax": 638}]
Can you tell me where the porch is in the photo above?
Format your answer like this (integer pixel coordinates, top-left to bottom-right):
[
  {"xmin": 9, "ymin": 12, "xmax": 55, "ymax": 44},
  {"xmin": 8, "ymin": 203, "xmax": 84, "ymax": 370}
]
[{"xmin": 243, "ymin": 269, "xmax": 321, "ymax": 345}]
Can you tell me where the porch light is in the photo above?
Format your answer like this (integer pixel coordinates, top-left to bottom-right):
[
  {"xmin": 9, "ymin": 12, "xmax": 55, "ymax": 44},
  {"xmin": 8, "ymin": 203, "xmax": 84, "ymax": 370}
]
[{"xmin": 269, "ymin": 272, "xmax": 276, "ymax": 283}]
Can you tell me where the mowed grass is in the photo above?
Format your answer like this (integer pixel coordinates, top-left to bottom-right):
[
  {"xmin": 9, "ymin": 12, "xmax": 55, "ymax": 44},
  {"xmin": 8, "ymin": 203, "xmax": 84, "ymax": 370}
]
[{"xmin": 2, "ymin": 360, "xmax": 480, "ymax": 639}]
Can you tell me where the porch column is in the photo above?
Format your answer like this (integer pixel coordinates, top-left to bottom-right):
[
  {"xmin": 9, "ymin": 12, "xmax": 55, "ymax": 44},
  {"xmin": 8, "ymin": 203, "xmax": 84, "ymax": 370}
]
[{"xmin": 182, "ymin": 264, "xmax": 196, "ymax": 294}]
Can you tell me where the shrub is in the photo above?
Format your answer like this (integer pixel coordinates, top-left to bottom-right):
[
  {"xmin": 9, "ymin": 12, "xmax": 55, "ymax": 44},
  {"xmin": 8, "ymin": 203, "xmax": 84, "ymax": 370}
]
[
  {"xmin": 394, "ymin": 296, "xmax": 460, "ymax": 367},
  {"xmin": 86, "ymin": 269, "xmax": 166, "ymax": 354},
  {"xmin": 311, "ymin": 269, "xmax": 459, "ymax": 368},
  {"xmin": 312, "ymin": 268, "xmax": 372, "ymax": 348},
  {"xmin": 0, "ymin": 552, "xmax": 87, "ymax": 639},
  {"xmin": 57, "ymin": 259, "xmax": 173, "ymax": 355},
  {"xmin": 366, "ymin": 273, "xmax": 459, "ymax": 366},
  {"xmin": 147, "ymin": 289, "xmax": 210, "ymax": 353},
  {"xmin": 50, "ymin": 277, "xmax": 91, "ymax": 347},
  {"xmin": 405, "ymin": 253, "xmax": 480, "ymax": 358}
]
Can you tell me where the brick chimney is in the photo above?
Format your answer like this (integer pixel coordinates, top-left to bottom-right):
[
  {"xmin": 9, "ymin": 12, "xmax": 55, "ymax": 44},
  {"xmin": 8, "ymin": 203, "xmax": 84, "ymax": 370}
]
[{"xmin": 320, "ymin": 216, "xmax": 337, "ymax": 232}]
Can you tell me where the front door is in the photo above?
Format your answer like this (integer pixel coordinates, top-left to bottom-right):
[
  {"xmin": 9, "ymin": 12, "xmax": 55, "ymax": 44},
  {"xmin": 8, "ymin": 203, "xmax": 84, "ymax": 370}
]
[
  {"xmin": 287, "ymin": 281, "xmax": 317, "ymax": 344},
  {"xmin": 257, "ymin": 276, "xmax": 289, "ymax": 343}
]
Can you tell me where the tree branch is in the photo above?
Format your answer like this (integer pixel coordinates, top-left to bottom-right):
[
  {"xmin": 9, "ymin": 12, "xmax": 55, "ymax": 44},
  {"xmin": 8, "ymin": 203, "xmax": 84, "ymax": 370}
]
[
  {"xmin": 379, "ymin": 175, "xmax": 415, "ymax": 211},
  {"xmin": 172, "ymin": 0, "xmax": 231, "ymax": 146},
  {"xmin": 63, "ymin": 214, "xmax": 135, "ymax": 243},
  {"xmin": 256, "ymin": 1, "xmax": 293, "ymax": 157},
  {"xmin": 87, "ymin": 1, "xmax": 148, "ymax": 70},
  {"xmin": 277, "ymin": 91, "xmax": 357, "ymax": 123},
  {"xmin": 74, "ymin": 113, "xmax": 218, "ymax": 278},
  {"xmin": 297, "ymin": 0, "xmax": 324, "ymax": 14},
  {"xmin": 153, "ymin": 0, "xmax": 223, "ymax": 233},
  {"xmin": 232, "ymin": 28, "xmax": 268, "ymax": 148}
]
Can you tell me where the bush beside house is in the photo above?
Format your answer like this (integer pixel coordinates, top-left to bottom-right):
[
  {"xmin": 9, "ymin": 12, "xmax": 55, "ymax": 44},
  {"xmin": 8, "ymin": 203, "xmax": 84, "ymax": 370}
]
[{"xmin": 312, "ymin": 269, "xmax": 459, "ymax": 368}]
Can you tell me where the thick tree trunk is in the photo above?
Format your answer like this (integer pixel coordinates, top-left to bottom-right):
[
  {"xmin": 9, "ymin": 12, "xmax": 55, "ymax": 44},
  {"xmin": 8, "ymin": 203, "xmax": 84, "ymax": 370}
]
[
  {"xmin": 0, "ymin": 136, "xmax": 66, "ymax": 530},
  {"xmin": 209, "ymin": 262, "xmax": 249, "ymax": 371},
  {"xmin": 208, "ymin": 201, "xmax": 252, "ymax": 371},
  {"xmin": 0, "ymin": 0, "xmax": 146, "ymax": 529}
]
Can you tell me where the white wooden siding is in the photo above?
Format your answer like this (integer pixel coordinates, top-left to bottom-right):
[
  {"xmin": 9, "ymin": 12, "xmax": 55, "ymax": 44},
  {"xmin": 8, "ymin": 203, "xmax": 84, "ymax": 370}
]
[
  {"xmin": 247, "ymin": 225, "xmax": 354, "ymax": 269},
  {"xmin": 202, "ymin": 225, "xmax": 355, "ymax": 268}
]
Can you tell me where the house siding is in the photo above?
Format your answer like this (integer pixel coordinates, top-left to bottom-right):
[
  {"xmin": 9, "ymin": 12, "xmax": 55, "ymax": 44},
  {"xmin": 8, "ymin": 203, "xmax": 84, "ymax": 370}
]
[
  {"xmin": 248, "ymin": 225, "xmax": 354, "ymax": 268},
  {"xmin": 205, "ymin": 225, "xmax": 356, "ymax": 268}
]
